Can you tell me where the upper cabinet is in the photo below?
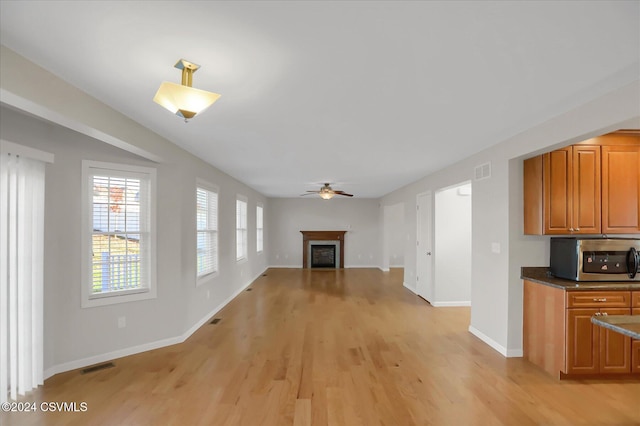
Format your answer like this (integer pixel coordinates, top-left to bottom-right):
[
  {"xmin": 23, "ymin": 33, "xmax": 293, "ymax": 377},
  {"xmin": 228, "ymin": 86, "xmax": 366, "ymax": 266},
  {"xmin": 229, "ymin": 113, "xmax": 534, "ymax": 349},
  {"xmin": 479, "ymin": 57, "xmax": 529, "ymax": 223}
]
[
  {"xmin": 601, "ymin": 145, "xmax": 640, "ymax": 233},
  {"xmin": 524, "ymin": 133, "xmax": 639, "ymax": 235}
]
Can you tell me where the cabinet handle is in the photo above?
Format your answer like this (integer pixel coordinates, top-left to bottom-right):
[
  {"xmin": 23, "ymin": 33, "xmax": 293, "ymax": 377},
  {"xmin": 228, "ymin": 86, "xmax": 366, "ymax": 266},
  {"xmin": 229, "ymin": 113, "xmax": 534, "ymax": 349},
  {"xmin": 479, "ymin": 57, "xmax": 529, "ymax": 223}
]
[
  {"xmin": 569, "ymin": 228, "xmax": 574, "ymax": 232},
  {"xmin": 602, "ymin": 312, "xmax": 608, "ymax": 316},
  {"xmin": 592, "ymin": 298, "xmax": 607, "ymax": 302},
  {"xmin": 575, "ymin": 228, "xmax": 580, "ymax": 231},
  {"xmin": 595, "ymin": 312, "xmax": 601, "ymax": 316}
]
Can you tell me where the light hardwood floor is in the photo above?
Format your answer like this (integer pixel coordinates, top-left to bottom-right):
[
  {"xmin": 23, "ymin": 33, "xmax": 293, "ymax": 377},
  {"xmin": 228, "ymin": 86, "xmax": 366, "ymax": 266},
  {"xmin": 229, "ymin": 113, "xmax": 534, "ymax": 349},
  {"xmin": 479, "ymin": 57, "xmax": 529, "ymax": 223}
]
[{"xmin": 3, "ymin": 268, "xmax": 640, "ymax": 425}]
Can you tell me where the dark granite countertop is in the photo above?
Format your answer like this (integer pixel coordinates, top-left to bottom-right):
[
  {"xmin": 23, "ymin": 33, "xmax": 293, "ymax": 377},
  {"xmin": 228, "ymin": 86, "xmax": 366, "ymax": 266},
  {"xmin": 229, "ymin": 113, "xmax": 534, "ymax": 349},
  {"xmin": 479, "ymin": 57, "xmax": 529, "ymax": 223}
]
[
  {"xmin": 591, "ymin": 315, "xmax": 640, "ymax": 339},
  {"xmin": 521, "ymin": 267, "xmax": 640, "ymax": 291}
]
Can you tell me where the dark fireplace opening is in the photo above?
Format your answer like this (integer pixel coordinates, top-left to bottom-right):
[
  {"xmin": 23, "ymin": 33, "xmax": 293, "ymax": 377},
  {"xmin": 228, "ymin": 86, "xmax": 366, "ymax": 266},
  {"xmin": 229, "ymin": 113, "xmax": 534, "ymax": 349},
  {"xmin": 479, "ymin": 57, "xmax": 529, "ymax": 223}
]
[{"xmin": 311, "ymin": 245, "xmax": 336, "ymax": 268}]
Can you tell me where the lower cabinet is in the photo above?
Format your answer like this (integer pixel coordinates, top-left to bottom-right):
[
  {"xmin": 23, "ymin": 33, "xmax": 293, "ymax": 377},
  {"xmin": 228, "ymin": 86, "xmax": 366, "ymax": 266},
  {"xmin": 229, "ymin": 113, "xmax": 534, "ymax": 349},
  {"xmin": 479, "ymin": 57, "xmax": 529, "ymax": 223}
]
[
  {"xmin": 598, "ymin": 308, "xmax": 632, "ymax": 374},
  {"xmin": 565, "ymin": 307, "xmax": 631, "ymax": 375},
  {"xmin": 523, "ymin": 281, "xmax": 637, "ymax": 378},
  {"xmin": 633, "ymin": 306, "xmax": 640, "ymax": 374}
]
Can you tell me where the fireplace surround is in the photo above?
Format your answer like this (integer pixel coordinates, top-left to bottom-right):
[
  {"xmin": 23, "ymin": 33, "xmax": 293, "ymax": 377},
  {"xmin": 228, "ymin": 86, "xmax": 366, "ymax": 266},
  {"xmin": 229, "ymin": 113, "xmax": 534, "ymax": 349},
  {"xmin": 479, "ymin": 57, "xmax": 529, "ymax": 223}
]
[{"xmin": 300, "ymin": 230, "xmax": 346, "ymax": 269}]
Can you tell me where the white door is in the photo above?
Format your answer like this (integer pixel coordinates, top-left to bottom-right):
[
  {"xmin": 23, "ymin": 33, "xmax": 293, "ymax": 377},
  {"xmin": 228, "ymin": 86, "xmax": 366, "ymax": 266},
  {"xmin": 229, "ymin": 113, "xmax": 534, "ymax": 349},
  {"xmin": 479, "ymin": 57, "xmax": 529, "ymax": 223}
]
[{"xmin": 416, "ymin": 191, "xmax": 433, "ymax": 301}]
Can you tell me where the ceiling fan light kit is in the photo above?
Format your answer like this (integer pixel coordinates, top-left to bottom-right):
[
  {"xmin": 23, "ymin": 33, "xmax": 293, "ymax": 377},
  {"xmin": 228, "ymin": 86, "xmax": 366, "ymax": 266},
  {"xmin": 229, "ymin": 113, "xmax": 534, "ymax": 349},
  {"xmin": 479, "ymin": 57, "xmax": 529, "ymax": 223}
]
[
  {"xmin": 302, "ymin": 183, "xmax": 353, "ymax": 199},
  {"xmin": 319, "ymin": 191, "xmax": 335, "ymax": 200},
  {"xmin": 153, "ymin": 59, "xmax": 221, "ymax": 122}
]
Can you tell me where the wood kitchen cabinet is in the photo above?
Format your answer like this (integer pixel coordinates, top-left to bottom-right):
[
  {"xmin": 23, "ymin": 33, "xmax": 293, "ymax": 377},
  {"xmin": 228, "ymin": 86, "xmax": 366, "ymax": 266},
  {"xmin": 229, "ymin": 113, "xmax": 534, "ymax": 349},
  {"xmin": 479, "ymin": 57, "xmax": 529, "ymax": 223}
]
[
  {"xmin": 633, "ymin": 291, "xmax": 640, "ymax": 374},
  {"xmin": 565, "ymin": 291, "xmax": 631, "ymax": 375},
  {"xmin": 544, "ymin": 146, "xmax": 601, "ymax": 234},
  {"xmin": 525, "ymin": 146, "xmax": 601, "ymax": 234},
  {"xmin": 523, "ymin": 133, "xmax": 639, "ymax": 235},
  {"xmin": 523, "ymin": 280, "xmax": 637, "ymax": 378},
  {"xmin": 601, "ymin": 145, "xmax": 640, "ymax": 233}
]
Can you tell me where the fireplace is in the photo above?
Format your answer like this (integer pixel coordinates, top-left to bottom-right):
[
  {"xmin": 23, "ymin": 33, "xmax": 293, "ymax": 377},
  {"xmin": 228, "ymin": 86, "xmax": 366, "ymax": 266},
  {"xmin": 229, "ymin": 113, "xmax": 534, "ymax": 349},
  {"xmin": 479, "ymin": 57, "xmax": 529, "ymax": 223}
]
[
  {"xmin": 311, "ymin": 245, "xmax": 336, "ymax": 268},
  {"xmin": 300, "ymin": 231, "xmax": 346, "ymax": 269}
]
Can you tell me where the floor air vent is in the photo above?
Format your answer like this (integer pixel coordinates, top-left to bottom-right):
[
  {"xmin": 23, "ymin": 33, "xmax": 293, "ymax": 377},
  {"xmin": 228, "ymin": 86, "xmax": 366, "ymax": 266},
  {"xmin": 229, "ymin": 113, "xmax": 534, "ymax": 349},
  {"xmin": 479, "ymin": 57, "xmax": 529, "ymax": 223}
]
[
  {"xmin": 246, "ymin": 288, "xmax": 253, "ymax": 291},
  {"xmin": 210, "ymin": 318, "xmax": 221, "ymax": 324},
  {"xmin": 81, "ymin": 362, "xmax": 115, "ymax": 375}
]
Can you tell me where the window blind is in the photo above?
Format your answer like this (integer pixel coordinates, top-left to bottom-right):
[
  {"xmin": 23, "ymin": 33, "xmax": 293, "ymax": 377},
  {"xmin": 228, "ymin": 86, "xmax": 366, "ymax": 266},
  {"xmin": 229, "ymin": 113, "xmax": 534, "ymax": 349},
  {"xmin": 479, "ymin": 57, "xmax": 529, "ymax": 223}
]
[
  {"xmin": 90, "ymin": 171, "xmax": 150, "ymax": 295},
  {"xmin": 236, "ymin": 199, "xmax": 247, "ymax": 260},
  {"xmin": 197, "ymin": 187, "xmax": 218, "ymax": 276},
  {"xmin": 256, "ymin": 205, "xmax": 264, "ymax": 252}
]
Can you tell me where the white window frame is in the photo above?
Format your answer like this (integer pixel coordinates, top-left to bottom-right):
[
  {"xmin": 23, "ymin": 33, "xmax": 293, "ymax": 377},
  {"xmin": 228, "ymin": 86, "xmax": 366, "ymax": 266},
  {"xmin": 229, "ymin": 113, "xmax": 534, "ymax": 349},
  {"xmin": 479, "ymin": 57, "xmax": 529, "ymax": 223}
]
[
  {"xmin": 236, "ymin": 196, "xmax": 248, "ymax": 262},
  {"xmin": 81, "ymin": 160, "xmax": 157, "ymax": 308},
  {"xmin": 256, "ymin": 203, "xmax": 264, "ymax": 253},
  {"xmin": 196, "ymin": 180, "xmax": 219, "ymax": 284}
]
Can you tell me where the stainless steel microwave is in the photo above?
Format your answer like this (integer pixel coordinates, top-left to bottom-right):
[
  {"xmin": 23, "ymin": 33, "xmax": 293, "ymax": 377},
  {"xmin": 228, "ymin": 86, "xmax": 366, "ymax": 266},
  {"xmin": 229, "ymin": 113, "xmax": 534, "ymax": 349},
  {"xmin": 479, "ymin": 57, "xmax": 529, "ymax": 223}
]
[{"xmin": 550, "ymin": 238, "xmax": 640, "ymax": 281}]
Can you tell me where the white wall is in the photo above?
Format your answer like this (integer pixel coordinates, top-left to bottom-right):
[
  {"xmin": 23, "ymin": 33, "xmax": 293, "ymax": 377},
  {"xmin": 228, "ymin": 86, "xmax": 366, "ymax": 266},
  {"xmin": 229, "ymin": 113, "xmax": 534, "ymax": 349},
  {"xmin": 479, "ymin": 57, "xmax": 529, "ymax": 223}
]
[
  {"xmin": 267, "ymin": 198, "xmax": 380, "ymax": 268},
  {"xmin": 434, "ymin": 183, "xmax": 471, "ymax": 304},
  {"xmin": 381, "ymin": 78, "xmax": 640, "ymax": 356},
  {"xmin": 0, "ymin": 46, "xmax": 268, "ymax": 376}
]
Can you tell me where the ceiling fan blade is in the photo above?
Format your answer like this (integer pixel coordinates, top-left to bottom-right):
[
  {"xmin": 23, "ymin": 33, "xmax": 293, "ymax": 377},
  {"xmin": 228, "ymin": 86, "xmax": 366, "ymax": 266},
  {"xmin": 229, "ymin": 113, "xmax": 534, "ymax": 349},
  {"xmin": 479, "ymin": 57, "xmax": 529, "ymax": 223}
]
[
  {"xmin": 300, "ymin": 192, "xmax": 319, "ymax": 196},
  {"xmin": 336, "ymin": 193, "xmax": 354, "ymax": 197}
]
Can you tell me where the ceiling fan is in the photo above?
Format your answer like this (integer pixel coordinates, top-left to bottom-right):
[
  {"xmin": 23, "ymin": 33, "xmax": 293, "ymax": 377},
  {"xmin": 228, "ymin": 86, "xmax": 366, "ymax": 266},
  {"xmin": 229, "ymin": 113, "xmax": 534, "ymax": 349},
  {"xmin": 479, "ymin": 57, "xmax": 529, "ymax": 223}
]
[{"xmin": 301, "ymin": 183, "xmax": 354, "ymax": 200}]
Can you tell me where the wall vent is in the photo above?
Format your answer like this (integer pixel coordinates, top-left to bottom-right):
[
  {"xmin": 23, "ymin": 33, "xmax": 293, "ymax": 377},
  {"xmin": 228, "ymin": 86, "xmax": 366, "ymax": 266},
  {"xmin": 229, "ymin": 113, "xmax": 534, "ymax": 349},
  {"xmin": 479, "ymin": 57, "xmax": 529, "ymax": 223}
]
[{"xmin": 474, "ymin": 162, "xmax": 491, "ymax": 181}]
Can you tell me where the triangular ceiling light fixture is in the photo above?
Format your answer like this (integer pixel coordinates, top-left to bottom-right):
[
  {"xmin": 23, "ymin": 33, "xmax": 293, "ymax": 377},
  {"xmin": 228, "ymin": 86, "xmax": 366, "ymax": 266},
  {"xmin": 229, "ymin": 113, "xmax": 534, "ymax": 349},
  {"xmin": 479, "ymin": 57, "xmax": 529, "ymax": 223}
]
[{"xmin": 153, "ymin": 59, "xmax": 221, "ymax": 122}]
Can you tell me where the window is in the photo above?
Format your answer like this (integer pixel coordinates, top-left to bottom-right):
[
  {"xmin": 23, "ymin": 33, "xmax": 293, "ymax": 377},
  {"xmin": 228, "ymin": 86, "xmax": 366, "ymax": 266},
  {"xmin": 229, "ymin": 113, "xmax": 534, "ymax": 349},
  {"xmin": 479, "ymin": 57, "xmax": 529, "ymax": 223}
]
[
  {"xmin": 256, "ymin": 204, "xmax": 264, "ymax": 253},
  {"xmin": 236, "ymin": 198, "xmax": 247, "ymax": 261},
  {"xmin": 196, "ymin": 184, "xmax": 218, "ymax": 278},
  {"xmin": 82, "ymin": 161, "xmax": 156, "ymax": 308}
]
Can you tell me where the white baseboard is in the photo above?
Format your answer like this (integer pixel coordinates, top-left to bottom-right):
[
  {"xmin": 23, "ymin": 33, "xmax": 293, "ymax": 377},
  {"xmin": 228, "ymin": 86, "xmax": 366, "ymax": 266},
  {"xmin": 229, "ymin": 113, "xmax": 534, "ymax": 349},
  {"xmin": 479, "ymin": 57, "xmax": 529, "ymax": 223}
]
[
  {"xmin": 431, "ymin": 301, "xmax": 471, "ymax": 307},
  {"xmin": 402, "ymin": 282, "xmax": 418, "ymax": 295},
  {"xmin": 44, "ymin": 334, "xmax": 183, "ymax": 380},
  {"xmin": 468, "ymin": 325, "xmax": 508, "ymax": 357},
  {"xmin": 344, "ymin": 264, "xmax": 378, "ymax": 268},
  {"xmin": 389, "ymin": 264, "xmax": 404, "ymax": 268},
  {"xmin": 44, "ymin": 267, "xmax": 268, "ymax": 381},
  {"xmin": 379, "ymin": 266, "xmax": 390, "ymax": 272},
  {"xmin": 268, "ymin": 265, "xmax": 302, "ymax": 268}
]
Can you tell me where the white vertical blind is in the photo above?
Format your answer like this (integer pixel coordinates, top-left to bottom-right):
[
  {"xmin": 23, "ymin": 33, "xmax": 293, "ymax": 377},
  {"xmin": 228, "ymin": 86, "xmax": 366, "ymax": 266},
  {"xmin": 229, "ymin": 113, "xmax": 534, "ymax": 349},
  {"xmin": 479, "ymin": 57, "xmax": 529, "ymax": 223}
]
[
  {"xmin": 236, "ymin": 199, "xmax": 247, "ymax": 260},
  {"xmin": 196, "ymin": 187, "xmax": 218, "ymax": 276},
  {"xmin": 256, "ymin": 205, "xmax": 264, "ymax": 253},
  {"xmin": 0, "ymin": 151, "xmax": 46, "ymax": 403}
]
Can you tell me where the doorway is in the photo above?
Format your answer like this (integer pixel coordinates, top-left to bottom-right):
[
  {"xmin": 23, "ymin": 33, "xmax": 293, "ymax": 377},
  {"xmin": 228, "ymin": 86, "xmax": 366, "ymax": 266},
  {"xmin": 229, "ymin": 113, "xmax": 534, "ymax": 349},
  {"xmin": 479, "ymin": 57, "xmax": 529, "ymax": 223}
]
[
  {"xmin": 433, "ymin": 181, "xmax": 472, "ymax": 306},
  {"xmin": 416, "ymin": 191, "xmax": 433, "ymax": 301}
]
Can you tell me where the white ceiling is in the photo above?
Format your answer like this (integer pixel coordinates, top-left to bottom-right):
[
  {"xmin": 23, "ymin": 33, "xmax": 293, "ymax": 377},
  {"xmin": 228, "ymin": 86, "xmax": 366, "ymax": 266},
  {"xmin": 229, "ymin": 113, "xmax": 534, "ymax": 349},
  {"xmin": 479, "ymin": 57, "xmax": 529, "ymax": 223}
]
[{"xmin": 1, "ymin": 1, "xmax": 638, "ymax": 198}]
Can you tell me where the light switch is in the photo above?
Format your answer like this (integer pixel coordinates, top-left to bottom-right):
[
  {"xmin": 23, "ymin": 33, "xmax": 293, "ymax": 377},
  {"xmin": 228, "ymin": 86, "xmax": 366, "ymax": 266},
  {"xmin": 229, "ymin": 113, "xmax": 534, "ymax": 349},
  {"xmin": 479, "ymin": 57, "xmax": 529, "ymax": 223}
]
[{"xmin": 491, "ymin": 243, "xmax": 501, "ymax": 254}]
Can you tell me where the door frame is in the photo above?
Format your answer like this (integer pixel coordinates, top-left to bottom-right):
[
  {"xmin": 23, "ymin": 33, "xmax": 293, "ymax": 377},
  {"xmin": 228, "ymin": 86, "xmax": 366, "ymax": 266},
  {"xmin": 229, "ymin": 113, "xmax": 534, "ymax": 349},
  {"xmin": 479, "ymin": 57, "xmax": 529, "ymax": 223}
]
[{"xmin": 416, "ymin": 191, "xmax": 433, "ymax": 302}]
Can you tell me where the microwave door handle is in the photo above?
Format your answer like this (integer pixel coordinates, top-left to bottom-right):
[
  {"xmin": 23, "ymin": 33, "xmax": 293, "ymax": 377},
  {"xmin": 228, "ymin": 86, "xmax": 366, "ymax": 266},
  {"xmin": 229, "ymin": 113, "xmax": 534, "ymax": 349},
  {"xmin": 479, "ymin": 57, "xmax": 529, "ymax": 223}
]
[{"xmin": 627, "ymin": 247, "xmax": 638, "ymax": 279}]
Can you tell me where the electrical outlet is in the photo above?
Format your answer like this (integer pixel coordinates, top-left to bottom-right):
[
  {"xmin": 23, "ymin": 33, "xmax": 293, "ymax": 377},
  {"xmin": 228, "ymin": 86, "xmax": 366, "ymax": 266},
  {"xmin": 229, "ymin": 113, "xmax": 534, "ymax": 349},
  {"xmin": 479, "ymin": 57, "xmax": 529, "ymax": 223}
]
[
  {"xmin": 491, "ymin": 243, "xmax": 501, "ymax": 254},
  {"xmin": 117, "ymin": 316, "xmax": 126, "ymax": 329}
]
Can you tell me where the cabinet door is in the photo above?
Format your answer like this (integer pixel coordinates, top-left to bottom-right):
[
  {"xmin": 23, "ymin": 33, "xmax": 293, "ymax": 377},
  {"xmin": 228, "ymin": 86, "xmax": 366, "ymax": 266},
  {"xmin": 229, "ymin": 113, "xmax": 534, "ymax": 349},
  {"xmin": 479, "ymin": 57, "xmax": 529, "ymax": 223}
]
[
  {"xmin": 572, "ymin": 146, "xmax": 601, "ymax": 234},
  {"xmin": 566, "ymin": 308, "xmax": 599, "ymax": 374},
  {"xmin": 633, "ymin": 308, "xmax": 639, "ymax": 374},
  {"xmin": 599, "ymin": 308, "xmax": 631, "ymax": 374},
  {"xmin": 544, "ymin": 148, "xmax": 572, "ymax": 234},
  {"xmin": 601, "ymin": 145, "xmax": 640, "ymax": 233}
]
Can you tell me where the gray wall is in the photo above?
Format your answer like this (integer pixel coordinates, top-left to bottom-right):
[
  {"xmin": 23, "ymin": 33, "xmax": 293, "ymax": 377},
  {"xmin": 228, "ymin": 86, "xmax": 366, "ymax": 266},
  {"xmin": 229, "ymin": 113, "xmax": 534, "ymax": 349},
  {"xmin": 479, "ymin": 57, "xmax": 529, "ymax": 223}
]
[
  {"xmin": 1, "ymin": 47, "xmax": 268, "ymax": 375},
  {"xmin": 267, "ymin": 198, "xmax": 380, "ymax": 267}
]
